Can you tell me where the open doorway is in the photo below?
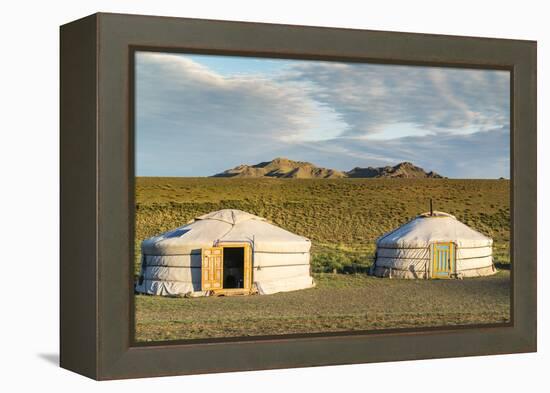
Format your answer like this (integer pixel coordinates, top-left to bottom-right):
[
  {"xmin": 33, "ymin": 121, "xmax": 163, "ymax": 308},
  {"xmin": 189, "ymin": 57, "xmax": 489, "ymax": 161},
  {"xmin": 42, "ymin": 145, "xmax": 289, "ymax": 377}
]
[
  {"xmin": 223, "ymin": 247, "xmax": 245, "ymax": 288},
  {"xmin": 201, "ymin": 243, "xmax": 252, "ymax": 295}
]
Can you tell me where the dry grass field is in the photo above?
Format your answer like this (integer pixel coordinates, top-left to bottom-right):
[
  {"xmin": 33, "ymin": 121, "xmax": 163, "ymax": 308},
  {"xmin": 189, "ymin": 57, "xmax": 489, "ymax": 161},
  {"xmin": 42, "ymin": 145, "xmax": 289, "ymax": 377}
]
[
  {"xmin": 136, "ymin": 271, "xmax": 510, "ymax": 341},
  {"xmin": 134, "ymin": 177, "xmax": 511, "ymax": 342}
]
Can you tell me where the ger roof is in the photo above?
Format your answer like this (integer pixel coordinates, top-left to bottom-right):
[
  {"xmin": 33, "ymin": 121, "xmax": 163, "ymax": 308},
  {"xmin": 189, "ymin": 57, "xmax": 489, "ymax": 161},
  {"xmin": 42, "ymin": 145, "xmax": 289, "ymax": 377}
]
[
  {"xmin": 195, "ymin": 209, "xmax": 265, "ymax": 225},
  {"xmin": 377, "ymin": 211, "xmax": 492, "ymax": 248},
  {"xmin": 142, "ymin": 209, "xmax": 310, "ymax": 254}
]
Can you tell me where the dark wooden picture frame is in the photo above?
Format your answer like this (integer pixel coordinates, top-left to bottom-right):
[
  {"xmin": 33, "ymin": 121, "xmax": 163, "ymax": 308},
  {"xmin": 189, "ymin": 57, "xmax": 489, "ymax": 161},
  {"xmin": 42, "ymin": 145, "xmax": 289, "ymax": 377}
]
[{"xmin": 60, "ymin": 12, "xmax": 536, "ymax": 380}]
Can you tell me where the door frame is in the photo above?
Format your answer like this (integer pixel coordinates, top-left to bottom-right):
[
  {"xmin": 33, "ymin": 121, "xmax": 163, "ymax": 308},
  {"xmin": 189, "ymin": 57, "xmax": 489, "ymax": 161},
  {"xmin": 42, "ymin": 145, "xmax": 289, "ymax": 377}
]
[
  {"xmin": 430, "ymin": 242, "xmax": 456, "ymax": 279},
  {"xmin": 207, "ymin": 242, "xmax": 253, "ymax": 295}
]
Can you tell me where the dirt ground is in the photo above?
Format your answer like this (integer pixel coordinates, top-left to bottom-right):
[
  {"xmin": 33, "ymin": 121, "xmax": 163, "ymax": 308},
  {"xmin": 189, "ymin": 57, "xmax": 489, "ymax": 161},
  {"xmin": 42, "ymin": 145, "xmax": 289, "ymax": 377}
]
[{"xmin": 135, "ymin": 270, "xmax": 510, "ymax": 342}]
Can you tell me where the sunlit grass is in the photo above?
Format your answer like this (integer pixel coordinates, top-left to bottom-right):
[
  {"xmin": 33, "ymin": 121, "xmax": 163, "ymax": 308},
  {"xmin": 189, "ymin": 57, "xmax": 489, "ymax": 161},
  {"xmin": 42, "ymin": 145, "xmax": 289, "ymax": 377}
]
[{"xmin": 134, "ymin": 178, "xmax": 510, "ymax": 275}]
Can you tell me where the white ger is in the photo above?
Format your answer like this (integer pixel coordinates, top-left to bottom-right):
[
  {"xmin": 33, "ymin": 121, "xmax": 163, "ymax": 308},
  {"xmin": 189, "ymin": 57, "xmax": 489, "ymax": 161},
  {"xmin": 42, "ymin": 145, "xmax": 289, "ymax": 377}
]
[
  {"xmin": 135, "ymin": 209, "xmax": 315, "ymax": 296},
  {"xmin": 371, "ymin": 211, "xmax": 496, "ymax": 279}
]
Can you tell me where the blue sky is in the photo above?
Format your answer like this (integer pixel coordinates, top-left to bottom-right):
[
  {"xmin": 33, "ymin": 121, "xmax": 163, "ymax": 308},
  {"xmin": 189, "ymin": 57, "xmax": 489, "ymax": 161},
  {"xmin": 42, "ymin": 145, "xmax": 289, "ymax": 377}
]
[{"xmin": 136, "ymin": 51, "xmax": 510, "ymax": 178}]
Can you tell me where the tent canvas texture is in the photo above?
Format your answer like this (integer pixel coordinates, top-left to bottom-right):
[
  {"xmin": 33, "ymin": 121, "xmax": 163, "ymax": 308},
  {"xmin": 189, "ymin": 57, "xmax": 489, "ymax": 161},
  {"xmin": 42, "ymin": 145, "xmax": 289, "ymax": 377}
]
[
  {"xmin": 372, "ymin": 211, "xmax": 496, "ymax": 279},
  {"xmin": 135, "ymin": 209, "xmax": 315, "ymax": 296}
]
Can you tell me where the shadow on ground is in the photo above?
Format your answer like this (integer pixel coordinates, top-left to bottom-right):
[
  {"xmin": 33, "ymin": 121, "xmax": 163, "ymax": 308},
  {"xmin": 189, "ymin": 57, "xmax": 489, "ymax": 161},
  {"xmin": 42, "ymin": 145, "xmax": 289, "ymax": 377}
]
[{"xmin": 38, "ymin": 353, "xmax": 59, "ymax": 366}]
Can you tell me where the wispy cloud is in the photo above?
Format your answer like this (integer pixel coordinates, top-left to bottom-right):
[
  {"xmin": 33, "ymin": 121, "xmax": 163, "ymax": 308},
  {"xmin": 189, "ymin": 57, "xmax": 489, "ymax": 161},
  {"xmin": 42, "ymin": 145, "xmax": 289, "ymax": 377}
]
[
  {"xmin": 283, "ymin": 62, "xmax": 509, "ymax": 137},
  {"xmin": 319, "ymin": 127, "xmax": 510, "ymax": 178}
]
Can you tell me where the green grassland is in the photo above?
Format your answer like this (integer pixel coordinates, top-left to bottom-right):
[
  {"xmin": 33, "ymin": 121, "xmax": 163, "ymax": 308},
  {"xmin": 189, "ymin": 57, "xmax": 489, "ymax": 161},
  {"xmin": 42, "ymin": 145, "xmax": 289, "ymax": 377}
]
[{"xmin": 135, "ymin": 177, "xmax": 510, "ymax": 341}]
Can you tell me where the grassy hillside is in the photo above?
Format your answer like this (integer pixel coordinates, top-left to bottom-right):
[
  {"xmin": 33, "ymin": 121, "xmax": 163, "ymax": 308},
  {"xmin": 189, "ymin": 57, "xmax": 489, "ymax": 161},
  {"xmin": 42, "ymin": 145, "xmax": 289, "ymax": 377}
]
[{"xmin": 135, "ymin": 177, "xmax": 510, "ymax": 274}]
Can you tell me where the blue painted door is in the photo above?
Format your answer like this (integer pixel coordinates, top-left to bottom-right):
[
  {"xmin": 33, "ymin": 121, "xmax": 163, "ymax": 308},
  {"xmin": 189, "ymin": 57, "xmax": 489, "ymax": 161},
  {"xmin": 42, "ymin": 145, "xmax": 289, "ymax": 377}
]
[{"xmin": 432, "ymin": 243, "xmax": 454, "ymax": 278}]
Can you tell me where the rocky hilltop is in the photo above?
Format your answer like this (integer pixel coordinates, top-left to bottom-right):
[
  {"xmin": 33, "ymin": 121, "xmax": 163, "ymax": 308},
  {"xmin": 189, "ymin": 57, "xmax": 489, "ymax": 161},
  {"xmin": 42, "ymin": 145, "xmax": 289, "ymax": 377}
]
[
  {"xmin": 346, "ymin": 162, "xmax": 443, "ymax": 179},
  {"xmin": 212, "ymin": 158, "xmax": 443, "ymax": 179},
  {"xmin": 212, "ymin": 157, "xmax": 347, "ymax": 179}
]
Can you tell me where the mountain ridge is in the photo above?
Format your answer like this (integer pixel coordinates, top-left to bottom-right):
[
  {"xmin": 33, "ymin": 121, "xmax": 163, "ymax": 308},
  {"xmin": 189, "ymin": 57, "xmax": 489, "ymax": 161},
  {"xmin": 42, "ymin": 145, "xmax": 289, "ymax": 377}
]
[
  {"xmin": 212, "ymin": 158, "xmax": 443, "ymax": 179},
  {"xmin": 347, "ymin": 161, "xmax": 443, "ymax": 179}
]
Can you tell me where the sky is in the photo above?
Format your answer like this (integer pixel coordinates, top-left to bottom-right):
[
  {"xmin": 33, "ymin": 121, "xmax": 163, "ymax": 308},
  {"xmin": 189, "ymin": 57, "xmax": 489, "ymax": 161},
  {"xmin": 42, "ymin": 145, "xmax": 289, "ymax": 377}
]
[{"xmin": 135, "ymin": 51, "xmax": 510, "ymax": 178}]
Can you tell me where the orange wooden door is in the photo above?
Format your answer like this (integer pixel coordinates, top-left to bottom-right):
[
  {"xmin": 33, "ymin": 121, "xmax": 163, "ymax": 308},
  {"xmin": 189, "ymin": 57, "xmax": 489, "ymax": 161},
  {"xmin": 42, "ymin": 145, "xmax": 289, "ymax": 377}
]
[{"xmin": 201, "ymin": 247, "xmax": 223, "ymax": 290}]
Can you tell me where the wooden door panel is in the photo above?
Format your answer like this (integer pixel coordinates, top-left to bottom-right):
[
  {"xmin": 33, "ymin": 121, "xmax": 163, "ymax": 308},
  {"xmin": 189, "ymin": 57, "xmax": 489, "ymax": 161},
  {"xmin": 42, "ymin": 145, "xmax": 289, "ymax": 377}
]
[
  {"xmin": 201, "ymin": 247, "xmax": 223, "ymax": 290},
  {"xmin": 432, "ymin": 243, "xmax": 454, "ymax": 278}
]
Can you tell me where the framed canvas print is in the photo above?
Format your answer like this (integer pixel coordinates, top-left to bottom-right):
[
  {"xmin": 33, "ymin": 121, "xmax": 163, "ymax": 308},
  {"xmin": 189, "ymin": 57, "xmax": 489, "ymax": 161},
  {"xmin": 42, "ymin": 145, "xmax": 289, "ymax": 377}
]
[{"xmin": 60, "ymin": 13, "xmax": 537, "ymax": 380}]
